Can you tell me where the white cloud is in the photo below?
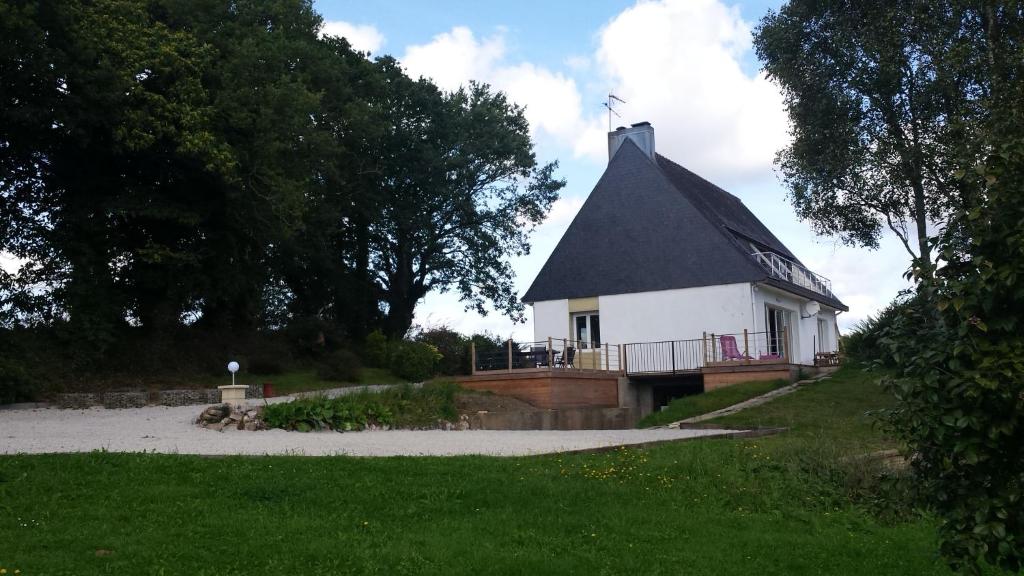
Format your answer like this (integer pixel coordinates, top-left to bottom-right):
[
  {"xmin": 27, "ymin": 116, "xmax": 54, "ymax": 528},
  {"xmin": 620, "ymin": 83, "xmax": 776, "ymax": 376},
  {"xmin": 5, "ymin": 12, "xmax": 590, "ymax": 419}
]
[
  {"xmin": 397, "ymin": 1, "xmax": 788, "ymax": 186},
  {"xmin": 401, "ymin": 27, "xmax": 589, "ymax": 145},
  {"xmin": 402, "ymin": 27, "xmax": 505, "ymax": 91},
  {"xmin": 320, "ymin": 20, "xmax": 385, "ymax": 54},
  {"xmin": 585, "ymin": 0, "xmax": 788, "ymax": 184}
]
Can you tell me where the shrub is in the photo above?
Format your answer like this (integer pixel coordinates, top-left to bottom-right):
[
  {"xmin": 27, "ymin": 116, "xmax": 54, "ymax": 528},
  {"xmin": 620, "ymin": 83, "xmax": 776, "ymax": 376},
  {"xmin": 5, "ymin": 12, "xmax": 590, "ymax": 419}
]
[
  {"xmin": 415, "ymin": 326, "xmax": 469, "ymax": 375},
  {"xmin": 316, "ymin": 349, "xmax": 362, "ymax": 382},
  {"xmin": 262, "ymin": 394, "xmax": 392, "ymax": 432},
  {"xmin": 261, "ymin": 380, "xmax": 460, "ymax": 432},
  {"xmin": 842, "ymin": 295, "xmax": 914, "ymax": 365},
  {"xmin": 877, "ymin": 132, "xmax": 1024, "ymax": 572},
  {"xmin": 388, "ymin": 340, "xmax": 441, "ymax": 382},
  {"xmin": 361, "ymin": 330, "xmax": 389, "ymax": 368}
]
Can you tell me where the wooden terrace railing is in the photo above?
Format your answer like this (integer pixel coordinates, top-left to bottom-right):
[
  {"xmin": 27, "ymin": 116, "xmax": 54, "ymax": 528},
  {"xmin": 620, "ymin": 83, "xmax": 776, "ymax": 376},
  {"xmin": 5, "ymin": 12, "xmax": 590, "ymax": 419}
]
[{"xmin": 470, "ymin": 338, "xmax": 625, "ymax": 375}]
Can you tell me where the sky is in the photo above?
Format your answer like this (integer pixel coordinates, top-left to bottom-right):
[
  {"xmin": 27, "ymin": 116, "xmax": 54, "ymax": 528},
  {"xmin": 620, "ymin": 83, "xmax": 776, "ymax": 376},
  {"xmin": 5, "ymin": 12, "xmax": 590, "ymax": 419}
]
[
  {"xmin": 316, "ymin": 0, "xmax": 914, "ymax": 340},
  {"xmin": 0, "ymin": 0, "xmax": 914, "ymax": 339}
]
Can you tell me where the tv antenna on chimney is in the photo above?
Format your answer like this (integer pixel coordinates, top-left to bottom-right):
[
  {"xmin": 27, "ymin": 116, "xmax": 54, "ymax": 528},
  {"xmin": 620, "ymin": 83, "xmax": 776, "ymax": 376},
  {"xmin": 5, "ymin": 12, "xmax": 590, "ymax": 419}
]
[{"xmin": 603, "ymin": 93, "xmax": 626, "ymax": 131}]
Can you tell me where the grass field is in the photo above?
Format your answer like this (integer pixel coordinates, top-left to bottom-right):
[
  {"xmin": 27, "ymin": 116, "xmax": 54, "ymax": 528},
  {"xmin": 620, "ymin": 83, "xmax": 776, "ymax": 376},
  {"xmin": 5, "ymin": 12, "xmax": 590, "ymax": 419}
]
[
  {"xmin": 0, "ymin": 367, "xmax": 997, "ymax": 575},
  {"xmin": 638, "ymin": 378, "xmax": 790, "ymax": 427}
]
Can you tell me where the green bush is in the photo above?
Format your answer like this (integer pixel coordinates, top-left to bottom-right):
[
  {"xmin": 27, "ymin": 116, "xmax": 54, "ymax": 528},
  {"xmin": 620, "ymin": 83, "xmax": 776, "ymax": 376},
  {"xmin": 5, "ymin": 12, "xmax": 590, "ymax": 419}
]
[
  {"xmin": 388, "ymin": 340, "xmax": 441, "ymax": 382},
  {"xmin": 842, "ymin": 296, "xmax": 914, "ymax": 365},
  {"xmin": 878, "ymin": 131, "xmax": 1024, "ymax": 572},
  {"xmin": 261, "ymin": 381, "xmax": 459, "ymax": 432},
  {"xmin": 262, "ymin": 394, "xmax": 393, "ymax": 432},
  {"xmin": 316, "ymin": 349, "xmax": 362, "ymax": 382},
  {"xmin": 415, "ymin": 326, "xmax": 469, "ymax": 375},
  {"xmin": 361, "ymin": 330, "xmax": 389, "ymax": 367}
]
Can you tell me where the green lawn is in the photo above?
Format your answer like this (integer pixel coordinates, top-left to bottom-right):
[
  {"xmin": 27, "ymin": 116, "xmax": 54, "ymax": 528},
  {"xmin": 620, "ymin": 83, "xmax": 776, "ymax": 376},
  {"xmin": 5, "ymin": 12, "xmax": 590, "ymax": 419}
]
[
  {"xmin": 195, "ymin": 367, "xmax": 407, "ymax": 396},
  {"xmin": 638, "ymin": 378, "xmax": 790, "ymax": 427},
  {"xmin": 0, "ymin": 366, "xmax": 999, "ymax": 575}
]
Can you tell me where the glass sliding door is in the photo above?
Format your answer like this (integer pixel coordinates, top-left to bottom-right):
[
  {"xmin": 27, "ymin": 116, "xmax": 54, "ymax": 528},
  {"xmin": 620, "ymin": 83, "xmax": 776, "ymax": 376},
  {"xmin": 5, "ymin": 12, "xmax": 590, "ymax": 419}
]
[{"xmin": 765, "ymin": 305, "xmax": 790, "ymax": 359}]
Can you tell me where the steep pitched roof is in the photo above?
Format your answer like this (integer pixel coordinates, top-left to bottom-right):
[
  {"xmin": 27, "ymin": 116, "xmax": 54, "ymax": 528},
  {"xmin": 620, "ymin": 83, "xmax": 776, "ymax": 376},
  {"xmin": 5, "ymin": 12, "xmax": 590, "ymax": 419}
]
[{"xmin": 522, "ymin": 139, "xmax": 848, "ymax": 311}]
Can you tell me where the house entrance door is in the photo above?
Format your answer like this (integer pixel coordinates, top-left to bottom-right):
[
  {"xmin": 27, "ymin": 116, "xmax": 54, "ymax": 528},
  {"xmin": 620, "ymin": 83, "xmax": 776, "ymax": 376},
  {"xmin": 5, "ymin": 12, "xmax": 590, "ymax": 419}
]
[{"xmin": 765, "ymin": 305, "xmax": 791, "ymax": 359}]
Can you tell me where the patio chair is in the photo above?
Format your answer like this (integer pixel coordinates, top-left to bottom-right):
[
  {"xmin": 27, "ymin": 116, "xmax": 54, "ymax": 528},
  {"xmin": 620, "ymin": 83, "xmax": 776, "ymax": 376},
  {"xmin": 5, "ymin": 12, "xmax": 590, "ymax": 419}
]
[
  {"xmin": 530, "ymin": 346, "xmax": 549, "ymax": 367},
  {"xmin": 555, "ymin": 346, "xmax": 576, "ymax": 368},
  {"xmin": 719, "ymin": 335, "xmax": 750, "ymax": 361}
]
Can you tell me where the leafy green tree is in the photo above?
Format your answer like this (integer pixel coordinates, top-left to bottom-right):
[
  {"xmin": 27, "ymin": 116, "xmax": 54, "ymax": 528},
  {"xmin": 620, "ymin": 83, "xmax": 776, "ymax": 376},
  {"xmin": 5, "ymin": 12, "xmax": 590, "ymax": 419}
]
[
  {"xmin": 362, "ymin": 64, "xmax": 563, "ymax": 337},
  {"xmin": 754, "ymin": 1, "xmax": 1009, "ymax": 274},
  {"xmin": 0, "ymin": 0, "xmax": 226, "ymax": 351},
  {"xmin": 156, "ymin": 0, "xmax": 330, "ymax": 331}
]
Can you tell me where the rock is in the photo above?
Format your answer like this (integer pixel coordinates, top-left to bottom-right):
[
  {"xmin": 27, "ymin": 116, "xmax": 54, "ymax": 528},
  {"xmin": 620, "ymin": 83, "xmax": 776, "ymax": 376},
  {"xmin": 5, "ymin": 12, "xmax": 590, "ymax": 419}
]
[
  {"xmin": 206, "ymin": 422, "xmax": 225, "ymax": 432},
  {"xmin": 456, "ymin": 419, "xmax": 470, "ymax": 431},
  {"xmin": 244, "ymin": 421, "xmax": 258, "ymax": 432}
]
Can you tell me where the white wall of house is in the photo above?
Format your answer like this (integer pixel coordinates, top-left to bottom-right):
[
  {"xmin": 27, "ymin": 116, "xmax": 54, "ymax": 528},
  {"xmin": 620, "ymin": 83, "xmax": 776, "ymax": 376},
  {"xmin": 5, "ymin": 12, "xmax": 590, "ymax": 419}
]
[
  {"xmin": 530, "ymin": 282, "xmax": 841, "ymax": 366},
  {"xmin": 532, "ymin": 298, "xmax": 570, "ymax": 343},
  {"xmin": 531, "ymin": 283, "xmax": 755, "ymax": 346},
  {"xmin": 752, "ymin": 283, "xmax": 840, "ymax": 364},
  {"xmin": 599, "ymin": 283, "xmax": 755, "ymax": 344}
]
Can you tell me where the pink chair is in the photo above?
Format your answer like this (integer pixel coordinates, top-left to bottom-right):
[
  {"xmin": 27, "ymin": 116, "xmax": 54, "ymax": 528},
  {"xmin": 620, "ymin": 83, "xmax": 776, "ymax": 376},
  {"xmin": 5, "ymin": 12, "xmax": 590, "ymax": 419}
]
[{"xmin": 719, "ymin": 335, "xmax": 750, "ymax": 361}]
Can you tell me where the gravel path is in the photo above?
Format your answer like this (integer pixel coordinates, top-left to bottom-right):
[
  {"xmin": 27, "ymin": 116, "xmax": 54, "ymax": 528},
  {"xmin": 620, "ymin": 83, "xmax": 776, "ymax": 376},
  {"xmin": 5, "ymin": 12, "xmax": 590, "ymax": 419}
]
[{"xmin": 0, "ymin": 403, "xmax": 743, "ymax": 457}]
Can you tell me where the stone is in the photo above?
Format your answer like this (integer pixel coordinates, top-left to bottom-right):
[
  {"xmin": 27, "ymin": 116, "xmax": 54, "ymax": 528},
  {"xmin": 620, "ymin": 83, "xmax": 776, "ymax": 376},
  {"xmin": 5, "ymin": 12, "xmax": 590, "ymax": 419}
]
[
  {"xmin": 456, "ymin": 419, "xmax": 470, "ymax": 431},
  {"xmin": 206, "ymin": 422, "xmax": 225, "ymax": 432},
  {"xmin": 244, "ymin": 422, "xmax": 258, "ymax": 432}
]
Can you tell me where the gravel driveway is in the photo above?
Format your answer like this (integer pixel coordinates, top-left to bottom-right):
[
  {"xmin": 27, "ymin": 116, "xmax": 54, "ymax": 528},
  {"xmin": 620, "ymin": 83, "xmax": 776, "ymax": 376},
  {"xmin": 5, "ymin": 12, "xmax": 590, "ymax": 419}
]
[{"xmin": 0, "ymin": 403, "xmax": 743, "ymax": 457}]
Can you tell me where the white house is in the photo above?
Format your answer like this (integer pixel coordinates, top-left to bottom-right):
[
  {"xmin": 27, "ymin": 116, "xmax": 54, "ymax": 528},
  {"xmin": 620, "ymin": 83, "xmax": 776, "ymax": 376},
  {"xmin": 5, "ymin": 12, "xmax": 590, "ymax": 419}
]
[{"xmin": 521, "ymin": 122, "xmax": 847, "ymax": 369}]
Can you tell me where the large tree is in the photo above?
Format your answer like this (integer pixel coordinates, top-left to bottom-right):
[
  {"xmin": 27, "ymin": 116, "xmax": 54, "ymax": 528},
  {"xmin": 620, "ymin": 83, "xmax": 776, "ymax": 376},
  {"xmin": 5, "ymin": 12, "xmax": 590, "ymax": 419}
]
[
  {"xmin": 754, "ymin": 1, "xmax": 1010, "ymax": 274},
  {"xmin": 362, "ymin": 64, "xmax": 563, "ymax": 338},
  {"xmin": 0, "ymin": 0, "xmax": 227, "ymax": 352}
]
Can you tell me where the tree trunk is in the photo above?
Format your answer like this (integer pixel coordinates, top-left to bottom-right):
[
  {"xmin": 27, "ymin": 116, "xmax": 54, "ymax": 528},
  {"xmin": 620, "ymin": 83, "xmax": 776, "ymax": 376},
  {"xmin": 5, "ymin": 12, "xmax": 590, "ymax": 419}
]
[{"xmin": 911, "ymin": 178, "xmax": 933, "ymax": 278}]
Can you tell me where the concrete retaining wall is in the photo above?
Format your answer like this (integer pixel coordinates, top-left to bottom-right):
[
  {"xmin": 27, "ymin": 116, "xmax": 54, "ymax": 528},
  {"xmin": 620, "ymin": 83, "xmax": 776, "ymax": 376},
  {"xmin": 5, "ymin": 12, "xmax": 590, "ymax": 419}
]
[{"xmin": 469, "ymin": 407, "xmax": 636, "ymax": 430}]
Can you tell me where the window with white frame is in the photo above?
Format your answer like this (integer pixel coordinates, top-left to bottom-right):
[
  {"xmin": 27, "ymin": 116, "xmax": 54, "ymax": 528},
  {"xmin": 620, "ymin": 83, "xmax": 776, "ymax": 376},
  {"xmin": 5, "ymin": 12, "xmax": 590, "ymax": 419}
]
[
  {"xmin": 817, "ymin": 318, "xmax": 830, "ymax": 353},
  {"xmin": 572, "ymin": 312, "xmax": 600, "ymax": 349}
]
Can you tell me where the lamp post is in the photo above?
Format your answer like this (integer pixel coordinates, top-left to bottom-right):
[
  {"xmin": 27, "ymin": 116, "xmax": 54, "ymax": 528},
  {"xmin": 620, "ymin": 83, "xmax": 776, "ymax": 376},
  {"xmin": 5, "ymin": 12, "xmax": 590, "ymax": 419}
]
[{"xmin": 219, "ymin": 360, "xmax": 247, "ymax": 405}]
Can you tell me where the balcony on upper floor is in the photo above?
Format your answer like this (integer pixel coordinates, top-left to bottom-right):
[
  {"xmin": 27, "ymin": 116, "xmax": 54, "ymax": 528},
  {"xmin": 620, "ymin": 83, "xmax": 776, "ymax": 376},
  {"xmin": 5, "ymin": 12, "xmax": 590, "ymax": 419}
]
[{"xmin": 751, "ymin": 251, "xmax": 834, "ymax": 299}]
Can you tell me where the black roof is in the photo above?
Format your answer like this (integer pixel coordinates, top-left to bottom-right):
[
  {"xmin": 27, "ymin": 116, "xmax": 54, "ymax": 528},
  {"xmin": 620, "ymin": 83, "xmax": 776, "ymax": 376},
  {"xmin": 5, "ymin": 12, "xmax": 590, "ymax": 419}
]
[{"xmin": 521, "ymin": 139, "xmax": 848, "ymax": 311}]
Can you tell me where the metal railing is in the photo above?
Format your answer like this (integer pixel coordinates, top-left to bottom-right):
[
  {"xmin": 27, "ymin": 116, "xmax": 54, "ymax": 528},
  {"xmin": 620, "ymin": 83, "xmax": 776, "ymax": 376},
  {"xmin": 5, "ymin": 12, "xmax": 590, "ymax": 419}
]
[
  {"xmin": 752, "ymin": 251, "xmax": 834, "ymax": 298},
  {"xmin": 623, "ymin": 329, "xmax": 790, "ymax": 376},
  {"xmin": 471, "ymin": 330, "xmax": 796, "ymax": 377},
  {"xmin": 470, "ymin": 338, "xmax": 624, "ymax": 374},
  {"xmin": 701, "ymin": 330, "xmax": 789, "ymax": 365},
  {"xmin": 623, "ymin": 338, "xmax": 703, "ymax": 375}
]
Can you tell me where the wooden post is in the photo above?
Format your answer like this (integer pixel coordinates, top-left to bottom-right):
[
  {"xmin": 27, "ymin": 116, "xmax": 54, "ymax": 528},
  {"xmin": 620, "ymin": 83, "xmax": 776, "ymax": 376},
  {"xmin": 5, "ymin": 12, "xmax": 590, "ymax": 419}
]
[
  {"xmin": 604, "ymin": 343, "xmax": 610, "ymax": 371},
  {"xmin": 563, "ymin": 338, "xmax": 568, "ymax": 370},
  {"xmin": 507, "ymin": 338, "xmax": 513, "ymax": 373},
  {"xmin": 470, "ymin": 341, "xmax": 477, "ymax": 375},
  {"xmin": 701, "ymin": 331, "xmax": 707, "ymax": 365},
  {"xmin": 711, "ymin": 333, "xmax": 717, "ymax": 363},
  {"xmin": 619, "ymin": 344, "xmax": 625, "ymax": 374},
  {"xmin": 547, "ymin": 336, "xmax": 553, "ymax": 369},
  {"xmin": 743, "ymin": 329, "xmax": 749, "ymax": 364},
  {"xmin": 781, "ymin": 327, "xmax": 789, "ymax": 362}
]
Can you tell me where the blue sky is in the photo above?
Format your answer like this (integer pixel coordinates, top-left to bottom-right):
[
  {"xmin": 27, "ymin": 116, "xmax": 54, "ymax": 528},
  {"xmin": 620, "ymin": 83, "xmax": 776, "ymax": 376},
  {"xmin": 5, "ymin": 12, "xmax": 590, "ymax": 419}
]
[{"xmin": 316, "ymin": 0, "xmax": 914, "ymax": 340}]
